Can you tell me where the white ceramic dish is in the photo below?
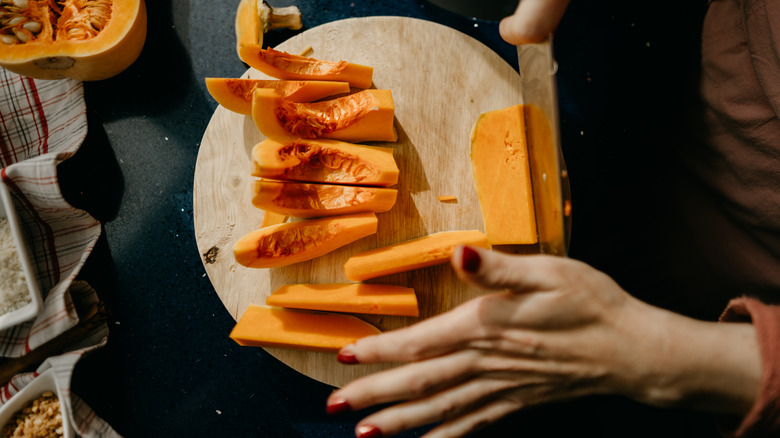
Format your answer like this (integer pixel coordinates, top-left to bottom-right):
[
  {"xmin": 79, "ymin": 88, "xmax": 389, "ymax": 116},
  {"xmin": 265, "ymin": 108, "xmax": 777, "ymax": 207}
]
[
  {"xmin": 0, "ymin": 180, "xmax": 43, "ymax": 331},
  {"xmin": 0, "ymin": 368, "xmax": 74, "ymax": 438}
]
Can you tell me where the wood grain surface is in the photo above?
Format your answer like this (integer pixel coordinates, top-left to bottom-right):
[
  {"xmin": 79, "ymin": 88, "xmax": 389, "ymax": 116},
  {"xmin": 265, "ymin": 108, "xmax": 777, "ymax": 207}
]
[{"xmin": 194, "ymin": 16, "xmax": 524, "ymax": 387}]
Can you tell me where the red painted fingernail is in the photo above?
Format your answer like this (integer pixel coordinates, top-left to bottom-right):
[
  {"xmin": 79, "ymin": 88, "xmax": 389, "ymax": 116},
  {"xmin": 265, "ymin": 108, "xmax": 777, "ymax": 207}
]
[
  {"xmin": 326, "ymin": 397, "xmax": 352, "ymax": 415},
  {"xmin": 461, "ymin": 246, "xmax": 481, "ymax": 273},
  {"xmin": 356, "ymin": 424, "xmax": 383, "ymax": 438},
  {"xmin": 337, "ymin": 350, "xmax": 359, "ymax": 364}
]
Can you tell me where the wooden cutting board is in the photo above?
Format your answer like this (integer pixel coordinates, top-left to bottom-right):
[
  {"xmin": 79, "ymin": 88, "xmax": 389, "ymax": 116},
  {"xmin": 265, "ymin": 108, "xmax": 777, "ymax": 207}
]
[{"xmin": 194, "ymin": 16, "xmax": 523, "ymax": 388}]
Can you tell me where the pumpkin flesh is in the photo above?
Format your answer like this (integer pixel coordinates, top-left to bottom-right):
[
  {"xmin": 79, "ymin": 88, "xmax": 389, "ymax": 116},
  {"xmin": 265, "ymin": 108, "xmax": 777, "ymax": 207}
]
[
  {"xmin": 253, "ymin": 88, "xmax": 397, "ymax": 143},
  {"xmin": 266, "ymin": 283, "xmax": 419, "ymax": 317},
  {"xmin": 230, "ymin": 304, "xmax": 381, "ymax": 353},
  {"xmin": 0, "ymin": 0, "xmax": 147, "ymax": 80},
  {"xmin": 344, "ymin": 230, "xmax": 491, "ymax": 281},
  {"xmin": 252, "ymin": 180, "xmax": 397, "ymax": 218},
  {"xmin": 205, "ymin": 78, "xmax": 350, "ymax": 115},
  {"xmin": 233, "ymin": 212, "xmax": 378, "ymax": 268},
  {"xmin": 251, "ymin": 138, "xmax": 399, "ymax": 186}
]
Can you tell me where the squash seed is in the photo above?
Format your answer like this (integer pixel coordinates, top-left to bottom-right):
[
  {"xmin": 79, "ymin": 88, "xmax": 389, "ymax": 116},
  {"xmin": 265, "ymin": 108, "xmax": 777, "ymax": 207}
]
[
  {"xmin": 0, "ymin": 33, "xmax": 18, "ymax": 44},
  {"xmin": 22, "ymin": 20, "xmax": 41, "ymax": 33}
]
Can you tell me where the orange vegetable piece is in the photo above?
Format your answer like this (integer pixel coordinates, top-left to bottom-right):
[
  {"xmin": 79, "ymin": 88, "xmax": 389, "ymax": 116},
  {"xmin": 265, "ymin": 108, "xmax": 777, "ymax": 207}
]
[
  {"xmin": 234, "ymin": 212, "xmax": 378, "ymax": 268},
  {"xmin": 266, "ymin": 283, "xmax": 419, "ymax": 317},
  {"xmin": 239, "ymin": 46, "xmax": 373, "ymax": 88},
  {"xmin": 471, "ymin": 105, "xmax": 538, "ymax": 244},
  {"xmin": 251, "ymin": 138, "xmax": 399, "ymax": 186},
  {"xmin": 252, "ymin": 180, "xmax": 397, "ymax": 218},
  {"xmin": 252, "ymin": 88, "xmax": 397, "ymax": 143},
  {"xmin": 344, "ymin": 230, "xmax": 491, "ymax": 281},
  {"xmin": 230, "ymin": 305, "xmax": 381, "ymax": 353},
  {"xmin": 260, "ymin": 210, "xmax": 288, "ymax": 227},
  {"xmin": 205, "ymin": 78, "xmax": 350, "ymax": 115}
]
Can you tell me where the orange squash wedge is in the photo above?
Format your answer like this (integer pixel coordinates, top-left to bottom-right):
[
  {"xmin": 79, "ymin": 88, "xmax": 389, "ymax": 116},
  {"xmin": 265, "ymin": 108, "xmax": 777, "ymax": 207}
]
[
  {"xmin": 260, "ymin": 210, "xmax": 288, "ymax": 227},
  {"xmin": 0, "ymin": 0, "xmax": 147, "ymax": 81},
  {"xmin": 266, "ymin": 283, "xmax": 419, "ymax": 317},
  {"xmin": 252, "ymin": 88, "xmax": 397, "ymax": 142},
  {"xmin": 252, "ymin": 180, "xmax": 397, "ymax": 218},
  {"xmin": 251, "ymin": 138, "xmax": 399, "ymax": 186},
  {"xmin": 239, "ymin": 45, "xmax": 373, "ymax": 88},
  {"xmin": 471, "ymin": 105, "xmax": 538, "ymax": 244},
  {"xmin": 230, "ymin": 304, "xmax": 381, "ymax": 353},
  {"xmin": 234, "ymin": 0, "xmax": 301, "ymax": 55},
  {"xmin": 344, "ymin": 230, "xmax": 491, "ymax": 281},
  {"xmin": 233, "ymin": 212, "xmax": 378, "ymax": 268},
  {"xmin": 205, "ymin": 78, "xmax": 350, "ymax": 115}
]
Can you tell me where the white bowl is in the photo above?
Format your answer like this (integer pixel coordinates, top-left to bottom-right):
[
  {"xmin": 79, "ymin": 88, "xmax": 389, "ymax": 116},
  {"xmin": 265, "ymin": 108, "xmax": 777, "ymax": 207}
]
[
  {"xmin": 0, "ymin": 180, "xmax": 43, "ymax": 331},
  {"xmin": 0, "ymin": 368, "xmax": 74, "ymax": 438}
]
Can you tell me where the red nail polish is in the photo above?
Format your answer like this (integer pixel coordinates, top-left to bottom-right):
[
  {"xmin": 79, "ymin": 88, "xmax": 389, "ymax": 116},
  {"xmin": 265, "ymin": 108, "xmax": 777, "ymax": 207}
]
[
  {"xmin": 326, "ymin": 398, "xmax": 352, "ymax": 415},
  {"xmin": 357, "ymin": 425, "xmax": 383, "ymax": 438},
  {"xmin": 461, "ymin": 246, "xmax": 481, "ymax": 273},
  {"xmin": 337, "ymin": 350, "xmax": 359, "ymax": 364}
]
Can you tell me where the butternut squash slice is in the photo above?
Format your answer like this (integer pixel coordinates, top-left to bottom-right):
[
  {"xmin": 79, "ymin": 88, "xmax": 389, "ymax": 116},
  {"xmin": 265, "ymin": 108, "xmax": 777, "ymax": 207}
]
[
  {"xmin": 205, "ymin": 78, "xmax": 350, "ymax": 115},
  {"xmin": 471, "ymin": 104, "xmax": 538, "ymax": 244},
  {"xmin": 251, "ymin": 138, "xmax": 399, "ymax": 186},
  {"xmin": 266, "ymin": 283, "xmax": 419, "ymax": 317},
  {"xmin": 234, "ymin": 0, "xmax": 301, "ymax": 55},
  {"xmin": 239, "ymin": 45, "xmax": 373, "ymax": 88},
  {"xmin": 344, "ymin": 230, "xmax": 491, "ymax": 281},
  {"xmin": 252, "ymin": 180, "xmax": 397, "ymax": 218},
  {"xmin": 234, "ymin": 212, "xmax": 378, "ymax": 268},
  {"xmin": 252, "ymin": 88, "xmax": 397, "ymax": 143},
  {"xmin": 230, "ymin": 304, "xmax": 381, "ymax": 353},
  {"xmin": 0, "ymin": 0, "xmax": 147, "ymax": 81},
  {"xmin": 260, "ymin": 210, "xmax": 287, "ymax": 227}
]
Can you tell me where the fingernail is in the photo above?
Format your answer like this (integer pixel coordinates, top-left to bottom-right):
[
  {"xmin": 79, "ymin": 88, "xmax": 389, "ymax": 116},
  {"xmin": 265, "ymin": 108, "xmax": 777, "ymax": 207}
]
[
  {"xmin": 326, "ymin": 397, "xmax": 352, "ymax": 415},
  {"xmin": 461, "ymin": 246, "xmax": 481, "ymax": 273},
  {"xmin": 356, "ymin": 424, "xmax": 383, "ymax": 438},
  {"xmin": 337, "ymin": 350, "xmax": 359, "ymax": 364}
]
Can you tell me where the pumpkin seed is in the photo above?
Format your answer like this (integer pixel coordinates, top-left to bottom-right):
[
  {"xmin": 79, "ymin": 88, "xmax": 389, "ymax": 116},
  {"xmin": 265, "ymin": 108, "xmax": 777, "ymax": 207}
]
[
  {"xmin": 22, "ymin": 20, "xmax": 41, "ymax": 33},
  {"xmin": 12, "ymin": 0, "xmax": 27, "ymax": 9},
  {"xmin": 6, "ymin": 15, "xmax": 24, "ymax": 25},
  {"xmin": 12, "ymin": 27, "xmax": 30, "ymax": 42},
  {"xmin": 0, "ymin": 33, "xmax": 17, "ymax": 44}
]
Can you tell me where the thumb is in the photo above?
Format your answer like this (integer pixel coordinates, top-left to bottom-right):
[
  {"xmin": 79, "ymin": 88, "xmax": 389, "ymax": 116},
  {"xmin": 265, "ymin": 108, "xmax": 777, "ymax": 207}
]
[
  {"xmin": 451, "ymin": 245, "xmax": 568, "ymax": 293},
  {"xmin": 499, "ymin": 0, "xmax": 571, "ymax": 45}
]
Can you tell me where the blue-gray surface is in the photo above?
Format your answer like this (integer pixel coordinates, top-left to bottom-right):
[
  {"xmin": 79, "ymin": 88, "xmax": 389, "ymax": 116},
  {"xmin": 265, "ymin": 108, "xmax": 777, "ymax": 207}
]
[{"xmin": 57, "ymin": 0, "xmax": 720, "ymax": 437}]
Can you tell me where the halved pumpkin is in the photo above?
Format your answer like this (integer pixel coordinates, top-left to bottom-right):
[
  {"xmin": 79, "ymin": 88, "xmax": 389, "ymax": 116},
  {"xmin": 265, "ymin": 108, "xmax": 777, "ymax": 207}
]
[
  {"xmin": 234, "ymin": 0, "xmax": 301, "ymax": 55},
  {"xmin": 230, "ymin": 304, "xmax": 381, "ymax": 353},
  {"xmin": 239, "ymin": 45, "xmax": 373, "ymax": 88},
  {"xmin": 251, "ymin": 138, "xmax": 399, "ymax": 186},
  {"xmin": 252, "ymin": 180, "xmax": 398, "ymax": 218},
  {"xmin": 0, "ymin": 0, "xmax": 147, "ymax": 81},
  {"xmin": 253, "ymin": 88, "xmax": 397, "ymax": 142},
  {"xmin": 205, "ymin": 78, "xmax": 350, "ymax": 115},
  {"xmin": 266, "ymin": 283, "xmax": 419, "ymax": 317},
  {"xmin": 344, "ymin": 230, "xmax": 491, "ymax": 281},
  {"xmin": 233, "ymin": 212, "xmax": 378, "ymax": 268}
]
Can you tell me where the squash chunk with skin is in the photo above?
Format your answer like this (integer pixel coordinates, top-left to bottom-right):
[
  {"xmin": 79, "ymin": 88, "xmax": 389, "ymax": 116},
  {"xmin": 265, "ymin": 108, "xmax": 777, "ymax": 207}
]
[
  {"xmin": 252, "ymin": 180, "xmax": 397, "ymax": 218},
  {"xmin": 233, "ymin": 212, "xmax": 378, "ymax": 268},
  {"xmin": 344, "ymin": 230, "xmax": 491, "ymax": 281},
  {"xmin": 205, "ymin": 78, "xmax": 350, "ymax": 115},
  {"xmin": 252, "ymin": 88, "xmax": 397, "ymax": 143},
  {"xmin": 230, "ymin": 304, "xmax": 381, "ymax": 353},
  {"xmin": 252, "ymin": 138, "xmax": 399, "ymax": 186},
  {"xmin": 240, "ymin": 45, "xmax": 373, "ymax": 88},
  {"xmin": 266, "ymin": 283, "xmax": 419, "ymax": 317},
  {"xmin": 234, "ymin": 0, "xmax": 301, "ymax": 55},
  {"xmin": 471, "ymin": 104, "xmax": 538, "ymax": 244},
  {"xmin": 0, "ymin": 0, "xmax": 147, "ymax": 81}
]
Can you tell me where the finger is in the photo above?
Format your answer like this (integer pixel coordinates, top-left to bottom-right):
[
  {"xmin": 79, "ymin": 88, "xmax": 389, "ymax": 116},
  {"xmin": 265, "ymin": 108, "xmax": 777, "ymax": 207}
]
[
  {"xmin": 328, "ymin": 350, "xmax": 479, "ymax": 412},
  {"xmin": 451, "ymin": 245, "xmax": 573, "ymax": 293},
  {"xmin": 353, "ymin": 376, "xmax": 521, "ymax": 438},
  {"xmin": 338, "ymin": 297, "xmax": 490, "ymax": 364},
  {"xmin": 423, "ymin": 398, "xmax": 523, "ymax": 438},
  {"xmin": 499, "ymin": 0, "xmax": 571, "ymax": 45}
]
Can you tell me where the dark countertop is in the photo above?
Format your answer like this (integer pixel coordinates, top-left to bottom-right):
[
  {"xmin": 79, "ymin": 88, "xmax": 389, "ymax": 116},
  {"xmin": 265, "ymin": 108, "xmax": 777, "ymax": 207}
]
[{"xmin": 56, "ymin": 0, "xmax": 719, "ymax": 436}]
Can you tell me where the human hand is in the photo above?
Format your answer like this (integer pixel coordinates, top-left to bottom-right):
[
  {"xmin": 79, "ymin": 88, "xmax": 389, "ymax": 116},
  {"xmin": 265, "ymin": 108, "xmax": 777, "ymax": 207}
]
[
  {"xmin": 327, "ymin": 246, "xmax": 761, "ymax": 438},
  {"xmin": 499, "ymin": 0, "xmax": 571, "ymax": 44}
]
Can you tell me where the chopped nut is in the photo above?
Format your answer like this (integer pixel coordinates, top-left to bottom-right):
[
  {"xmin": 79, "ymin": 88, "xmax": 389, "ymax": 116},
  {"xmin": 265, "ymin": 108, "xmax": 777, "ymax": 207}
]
[{"xmin": 1, "ymin": 391, "xmax": 64, "ymax": 438}]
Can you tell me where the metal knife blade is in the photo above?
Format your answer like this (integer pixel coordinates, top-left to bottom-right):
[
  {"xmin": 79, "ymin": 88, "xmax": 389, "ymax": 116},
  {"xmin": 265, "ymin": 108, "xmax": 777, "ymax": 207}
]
[{"xmin": 517, "ymin": 36, "xmax": 571, "ymax": 256}]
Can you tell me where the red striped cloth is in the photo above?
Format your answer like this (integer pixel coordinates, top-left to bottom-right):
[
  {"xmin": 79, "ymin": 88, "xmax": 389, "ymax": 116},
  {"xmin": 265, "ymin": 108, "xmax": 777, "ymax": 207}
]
[{"xmin": 0, "ymin": 68, "xmax": 119, "ymax": 437}]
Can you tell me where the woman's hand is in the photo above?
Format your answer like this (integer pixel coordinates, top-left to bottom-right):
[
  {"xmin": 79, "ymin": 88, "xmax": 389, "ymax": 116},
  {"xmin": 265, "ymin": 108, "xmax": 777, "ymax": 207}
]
[
  {"xmin": 499, "ymin": 0, "xmax": 572, "ymax": 44},
  {"xmin": 327, "ymin": 246, "xmax": 761, "ymax": 438}
]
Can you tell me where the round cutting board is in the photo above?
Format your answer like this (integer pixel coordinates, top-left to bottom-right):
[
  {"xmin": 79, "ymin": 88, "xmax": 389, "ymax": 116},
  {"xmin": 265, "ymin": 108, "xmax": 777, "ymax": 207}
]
[{"xmin": 194, "ymin": 16, "xmax": 523, "ymax": 388}]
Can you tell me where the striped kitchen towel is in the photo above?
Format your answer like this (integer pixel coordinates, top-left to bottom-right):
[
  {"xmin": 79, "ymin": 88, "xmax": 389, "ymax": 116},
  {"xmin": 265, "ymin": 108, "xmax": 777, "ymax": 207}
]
[{"xmin": 0, "ymin": 68, "xmax": 119, "ymax": 436}]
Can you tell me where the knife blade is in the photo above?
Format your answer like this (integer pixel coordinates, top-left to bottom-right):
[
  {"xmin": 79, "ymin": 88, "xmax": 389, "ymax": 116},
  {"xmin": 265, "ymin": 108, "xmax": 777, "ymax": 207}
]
[{"xmin": 517, "ymin": 36, "xmax": 571, "ymax": 256}]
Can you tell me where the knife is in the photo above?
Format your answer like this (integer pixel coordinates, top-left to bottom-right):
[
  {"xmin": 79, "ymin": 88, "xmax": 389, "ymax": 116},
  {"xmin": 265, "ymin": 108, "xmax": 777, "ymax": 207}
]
[{"xmin": 517, "ymin": 35, "xmax": 571, "ymax": 256}]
